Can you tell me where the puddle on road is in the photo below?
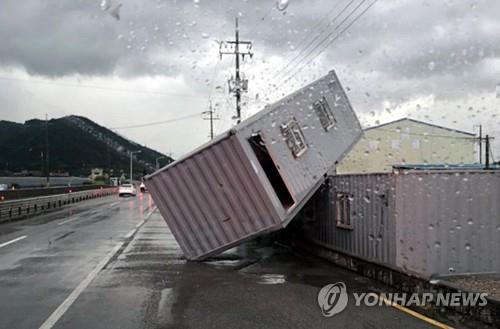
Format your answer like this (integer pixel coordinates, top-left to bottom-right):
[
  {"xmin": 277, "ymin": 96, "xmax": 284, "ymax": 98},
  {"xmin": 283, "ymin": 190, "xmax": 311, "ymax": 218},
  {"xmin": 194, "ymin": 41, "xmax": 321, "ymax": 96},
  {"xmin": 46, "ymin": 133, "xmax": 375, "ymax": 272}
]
[
  {"xmin": 156, "ymin": 287, "xmax": 176, "ymax": 326},
  {"xmin": 257, "ymin": 274, "xmax": 287, "ymax": 285},
  {"xmin": 205, "ymin": 259, "xmax": 241, "ymax": 267}
]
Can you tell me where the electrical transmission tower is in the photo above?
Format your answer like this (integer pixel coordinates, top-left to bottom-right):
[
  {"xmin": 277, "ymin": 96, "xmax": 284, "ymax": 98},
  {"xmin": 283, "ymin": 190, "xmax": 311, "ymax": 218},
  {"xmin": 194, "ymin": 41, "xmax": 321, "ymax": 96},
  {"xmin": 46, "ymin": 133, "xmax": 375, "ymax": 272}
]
[
  {"xmin": 202, "ymin": 100, "xmax": 219, "ymax": 140},
  {"xmin": 219, "ymin": 17, "xmax": 253, "ymax": 124}
]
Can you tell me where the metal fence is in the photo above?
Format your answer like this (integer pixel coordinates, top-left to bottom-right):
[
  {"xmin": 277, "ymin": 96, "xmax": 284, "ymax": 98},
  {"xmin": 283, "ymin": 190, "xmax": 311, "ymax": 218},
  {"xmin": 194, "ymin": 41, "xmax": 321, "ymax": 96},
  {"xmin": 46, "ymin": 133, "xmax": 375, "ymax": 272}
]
[{"xmin": 0, "ymin": 187, "xmax": 117, "ymax": 223}]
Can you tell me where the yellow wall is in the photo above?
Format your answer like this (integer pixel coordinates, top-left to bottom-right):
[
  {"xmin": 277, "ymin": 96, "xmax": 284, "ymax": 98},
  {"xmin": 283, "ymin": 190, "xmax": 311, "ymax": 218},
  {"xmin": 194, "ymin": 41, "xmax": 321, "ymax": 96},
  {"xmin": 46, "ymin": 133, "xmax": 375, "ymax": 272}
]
[{"xmin": 337, "ymin": 119, "xmax": 476, "ymax": 174}]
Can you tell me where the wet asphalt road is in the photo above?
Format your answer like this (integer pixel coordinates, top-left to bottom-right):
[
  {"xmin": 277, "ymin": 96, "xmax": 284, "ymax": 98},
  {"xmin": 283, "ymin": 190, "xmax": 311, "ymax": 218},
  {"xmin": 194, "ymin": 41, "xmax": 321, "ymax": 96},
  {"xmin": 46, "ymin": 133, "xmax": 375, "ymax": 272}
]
[{"xmin": 0, "ymin": 194, "xmax": 450, "ymax": 329}]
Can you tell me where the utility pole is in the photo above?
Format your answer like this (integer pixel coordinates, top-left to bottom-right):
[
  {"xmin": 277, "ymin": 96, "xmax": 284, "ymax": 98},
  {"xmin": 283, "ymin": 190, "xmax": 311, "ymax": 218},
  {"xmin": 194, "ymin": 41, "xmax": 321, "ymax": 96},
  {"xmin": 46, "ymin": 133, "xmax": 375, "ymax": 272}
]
[
  {"xmin": 203, "ymin": 100, "xmax": 219, "ymax": 140},
  {"xmin": 219, "ymin": 17, "xmax": 253, "ymax": 124},
  {"xmin": 485, "ymin": 135, "xmax": 490, "ymax": 169},
  {"xmin": 45, "ymin": 114, "xmax": 50, "ymax": 186},
  {"xmin": 40, "ymin": 152, "xmax": 44, "ymax": 177},
  {"xmin": 129, "ymin": 151, "xmax": 141, "ymax": 184},
  {"xmin": 478, "ymin": 125, "xmax": 482, "ymax": 164},
  {"xmin": 106, "ymin": 135, "xmax": 111, "ymax": 185}
]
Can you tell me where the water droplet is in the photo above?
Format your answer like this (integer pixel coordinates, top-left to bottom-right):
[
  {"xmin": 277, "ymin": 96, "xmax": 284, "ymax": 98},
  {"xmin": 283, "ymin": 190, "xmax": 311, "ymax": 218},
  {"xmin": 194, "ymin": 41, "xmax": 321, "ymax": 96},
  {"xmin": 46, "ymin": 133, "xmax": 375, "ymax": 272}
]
[
  {"xmin": 154, "ymin": 25, "xmax": 160, "ymax": 32},
  {"xmin": 193, "ymin": 0, "xmax": 201, "ymax": 4},
  {"xmin": 109, "ymin": 3, "xmax": 122, "ymax": 21},
  {"xmin": 465, "ymin": 243, "xmax": 471, "ymax": 251},
  {"xmin": 100, "ymin": 0, "xmax": 111, "ymax": 11},
  {"xmin": 428, "ymin": 224, "xmax": 434, "ymax": 230},
  {"xmin": 276, "ymin": 0, "xmax": 289, "ymax": 11},
  {"xmin": 467, "ymin": 218, "xmax": 474, "ymax": 225},
  {"xmin": 434, "ymin": 241, "xmax": 441, "ymax": 248},
  {"xmin": 428, "ymin": 61, "xmax": 435, "ymax": 71},
  {"xmin": 363, "ymin": 196, "xmax": 371, "ymax": 204},
  {"xmin": 496, "ymin": 83, "xmax": 500, "ymax": 98},
  {"xmin": 201, "ymin": 32, "xmax": 210, "ymax": 39}
]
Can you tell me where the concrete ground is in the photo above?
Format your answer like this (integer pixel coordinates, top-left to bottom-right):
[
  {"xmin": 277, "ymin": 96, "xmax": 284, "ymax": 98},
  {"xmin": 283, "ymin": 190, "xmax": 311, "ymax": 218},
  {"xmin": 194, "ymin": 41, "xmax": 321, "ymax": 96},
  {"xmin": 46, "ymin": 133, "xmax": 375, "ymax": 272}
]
[{"xmin": 0, "ymin": 194, "xmax": 463, "ymax": 329}]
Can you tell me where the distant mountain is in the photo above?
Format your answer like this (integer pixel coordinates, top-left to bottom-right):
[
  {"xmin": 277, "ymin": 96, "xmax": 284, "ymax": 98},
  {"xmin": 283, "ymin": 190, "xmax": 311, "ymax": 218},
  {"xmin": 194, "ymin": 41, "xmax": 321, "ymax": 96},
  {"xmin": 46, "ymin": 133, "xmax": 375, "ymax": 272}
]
[{"xmin": 0, "ymin": 115, "xmax": 173, "ymax": 178}]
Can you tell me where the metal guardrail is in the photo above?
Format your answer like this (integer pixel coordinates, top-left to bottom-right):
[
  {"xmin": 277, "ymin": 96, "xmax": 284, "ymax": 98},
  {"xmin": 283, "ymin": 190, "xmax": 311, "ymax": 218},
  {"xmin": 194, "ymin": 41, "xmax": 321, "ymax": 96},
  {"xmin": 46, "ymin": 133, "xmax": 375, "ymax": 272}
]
[
  {"xmin": 0, "ymin": 185, "xmax": 114, "ymax": 201},
  {"xmin": 0, "ymin": 187, "xmax": 117, "ymax": 223}
]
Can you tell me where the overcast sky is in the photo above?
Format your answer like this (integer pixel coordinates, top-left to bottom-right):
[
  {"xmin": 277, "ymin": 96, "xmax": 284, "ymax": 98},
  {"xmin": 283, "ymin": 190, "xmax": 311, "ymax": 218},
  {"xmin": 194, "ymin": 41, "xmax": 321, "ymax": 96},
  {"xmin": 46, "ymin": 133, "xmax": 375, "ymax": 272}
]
[{"xmin": 0, "ymin": 0, "xmax": 499, "ymax": 158}]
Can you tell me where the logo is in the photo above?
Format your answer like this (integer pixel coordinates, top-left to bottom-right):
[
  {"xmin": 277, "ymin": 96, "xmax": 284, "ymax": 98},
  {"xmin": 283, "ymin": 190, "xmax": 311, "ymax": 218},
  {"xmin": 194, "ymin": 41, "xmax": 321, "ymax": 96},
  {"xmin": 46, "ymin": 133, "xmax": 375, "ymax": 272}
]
[
  {"xmin": 317, "ymin": 282, "xmax": 348, "ymax": 317},
  {"xmin": 317, "ymin": 282, "xmax": 488, "ymax": 317}
]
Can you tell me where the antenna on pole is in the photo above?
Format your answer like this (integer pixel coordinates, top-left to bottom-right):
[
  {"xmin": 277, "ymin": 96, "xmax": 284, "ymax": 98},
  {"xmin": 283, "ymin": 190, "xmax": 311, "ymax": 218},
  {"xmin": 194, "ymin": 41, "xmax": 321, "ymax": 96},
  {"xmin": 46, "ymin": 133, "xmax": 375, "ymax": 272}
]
[{"xmin": 219, "ymin": 17, "xmax": 253, "ymax": 124}]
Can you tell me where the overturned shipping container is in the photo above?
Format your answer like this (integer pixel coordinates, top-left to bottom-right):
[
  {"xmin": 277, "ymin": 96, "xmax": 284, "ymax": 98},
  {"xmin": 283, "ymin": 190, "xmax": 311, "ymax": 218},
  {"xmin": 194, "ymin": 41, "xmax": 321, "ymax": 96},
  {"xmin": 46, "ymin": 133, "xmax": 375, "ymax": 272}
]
[{"xmin": 144, "ymin": 70, "xmax": 362, "ymax": 260}]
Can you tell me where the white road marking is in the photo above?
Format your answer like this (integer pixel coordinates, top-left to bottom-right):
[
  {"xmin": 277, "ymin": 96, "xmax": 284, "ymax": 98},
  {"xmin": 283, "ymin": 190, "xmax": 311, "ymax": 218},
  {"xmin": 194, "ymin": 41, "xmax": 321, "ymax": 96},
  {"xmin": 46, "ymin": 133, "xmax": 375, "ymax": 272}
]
[
  {"xmin": 57, "ymin": 200, "xmax": 121, "ymax": 226},
  {"xmin": 38, "ymin": 241, "xmax": 125, "ymax": 329},
  {"xmin": 38, "ymin": 205, "xmax": 157, "ymax": 329},
  {"xmin": 0, "ymin": 235, "xmax": 27, "ymax": 249},
  {"xmin": 57, "ymin": 217, "xmax": 79, "ymax": 226}
]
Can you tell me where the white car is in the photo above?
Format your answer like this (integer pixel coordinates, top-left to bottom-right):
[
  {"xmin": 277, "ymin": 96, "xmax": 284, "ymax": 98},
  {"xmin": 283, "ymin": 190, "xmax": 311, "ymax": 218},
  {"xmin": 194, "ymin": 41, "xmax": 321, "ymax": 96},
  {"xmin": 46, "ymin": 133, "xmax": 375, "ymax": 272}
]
[{"xmin": 118, "ymin": 184, "xmax": 137, "ymax": 197}]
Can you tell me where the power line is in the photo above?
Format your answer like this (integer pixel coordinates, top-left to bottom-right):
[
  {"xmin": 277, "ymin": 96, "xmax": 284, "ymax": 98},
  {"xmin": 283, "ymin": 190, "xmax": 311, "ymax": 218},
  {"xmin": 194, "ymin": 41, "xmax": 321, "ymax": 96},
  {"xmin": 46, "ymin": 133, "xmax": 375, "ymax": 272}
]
[
  {"xmin": 272, "ymin": 0, "xmax": 353, "ymax": 81},
  {"xmin": 278, "ymin": 0, "xmax": 377, "ymax": 86},
  {"xmin": 0, "ymin": 75, "xmax": 223, "ymax": 99},
  {"xmin": 110, "ymin": 113, "xmax": 202, "ymax": 130}
]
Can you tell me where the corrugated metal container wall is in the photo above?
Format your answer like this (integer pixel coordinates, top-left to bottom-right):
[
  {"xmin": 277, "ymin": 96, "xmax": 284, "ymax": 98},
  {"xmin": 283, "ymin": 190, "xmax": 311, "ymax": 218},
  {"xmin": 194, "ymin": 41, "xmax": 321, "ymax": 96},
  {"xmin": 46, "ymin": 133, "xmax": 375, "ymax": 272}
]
[
  {"xmin": 145, "ymin": 70, "xmax": 362, "ymax": 260},
  {"xmin": 146, "ymin": 134, "xmax": 282, "ymax": 260},
  {"xmin": 394, "ymin": 170, "xmax": 500, "ymax": 277},
  {"xmin": 297, "ymin": 174, "xmax": 396, "ymax": 267},
  {"xmin": 237, "ymin": 71, "xmax": 362, "ymax": 223}
]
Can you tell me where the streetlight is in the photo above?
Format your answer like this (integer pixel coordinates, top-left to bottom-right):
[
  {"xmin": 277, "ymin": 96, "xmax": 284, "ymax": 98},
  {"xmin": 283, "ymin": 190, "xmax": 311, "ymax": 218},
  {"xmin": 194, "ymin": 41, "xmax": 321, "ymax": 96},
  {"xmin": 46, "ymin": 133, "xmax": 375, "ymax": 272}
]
[
  {"xmin": 130, "ymin": 151, "xmax": 141, "ymax": 184},
  {"xmin": 155, "ymin": 156, "xmax": 166, "ymax": 170}
]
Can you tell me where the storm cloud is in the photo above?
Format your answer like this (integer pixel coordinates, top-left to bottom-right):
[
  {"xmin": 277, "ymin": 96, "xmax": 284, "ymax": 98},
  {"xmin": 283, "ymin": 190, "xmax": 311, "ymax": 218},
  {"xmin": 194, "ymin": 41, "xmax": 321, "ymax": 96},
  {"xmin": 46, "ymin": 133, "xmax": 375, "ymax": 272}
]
[{"xmin": 0, "ymin": 0, "xmax": 499, "ymax": 157}]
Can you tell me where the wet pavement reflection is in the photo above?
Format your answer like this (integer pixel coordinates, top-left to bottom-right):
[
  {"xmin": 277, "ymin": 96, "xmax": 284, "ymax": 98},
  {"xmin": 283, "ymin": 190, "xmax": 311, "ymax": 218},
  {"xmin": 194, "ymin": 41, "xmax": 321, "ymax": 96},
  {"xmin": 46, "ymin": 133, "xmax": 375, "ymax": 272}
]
[{"xmin": 52, "ymin": 210, "xmax": 438, "ymax": 329}]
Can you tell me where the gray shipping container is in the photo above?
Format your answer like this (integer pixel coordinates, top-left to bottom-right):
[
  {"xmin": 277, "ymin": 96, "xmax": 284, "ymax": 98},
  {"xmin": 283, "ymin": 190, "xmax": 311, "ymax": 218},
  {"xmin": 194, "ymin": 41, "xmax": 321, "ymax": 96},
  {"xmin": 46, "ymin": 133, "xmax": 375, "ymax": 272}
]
[
  {"xmin": 145, "ymin": 70, "xmax": 362, "ymax": 260},
  {"xmin": 296, "ymin": 170, "xmax": 500, "ymax": 277}
]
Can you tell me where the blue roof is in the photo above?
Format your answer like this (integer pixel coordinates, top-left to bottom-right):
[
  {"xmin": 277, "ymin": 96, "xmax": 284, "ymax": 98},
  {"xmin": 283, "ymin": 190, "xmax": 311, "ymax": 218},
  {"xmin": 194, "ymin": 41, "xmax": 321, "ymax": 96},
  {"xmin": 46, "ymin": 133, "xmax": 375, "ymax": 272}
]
[{"xmin": 394, "ymin": 163, "xmax": 500, "ymax": 170}]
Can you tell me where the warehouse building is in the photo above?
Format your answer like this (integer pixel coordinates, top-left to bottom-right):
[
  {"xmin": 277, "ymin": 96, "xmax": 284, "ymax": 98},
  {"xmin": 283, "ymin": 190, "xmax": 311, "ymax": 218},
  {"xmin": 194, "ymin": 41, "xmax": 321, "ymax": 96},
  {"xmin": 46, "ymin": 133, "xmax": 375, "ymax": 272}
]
[{"xmin": 336, "ymin": 118, "xmax": 476, "ymax": 174}]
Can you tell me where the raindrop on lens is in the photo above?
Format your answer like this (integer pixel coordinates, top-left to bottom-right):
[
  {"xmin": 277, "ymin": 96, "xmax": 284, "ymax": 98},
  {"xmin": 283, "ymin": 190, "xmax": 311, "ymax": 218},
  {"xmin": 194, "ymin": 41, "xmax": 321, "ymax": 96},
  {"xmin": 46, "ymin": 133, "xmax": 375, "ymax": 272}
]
[
  {"xmin": 276, "ymin": 0, "xmax": 289, "ymax": 11},
  {"xmin": 428, "ymin": 61, "xmax": 435, "ymax": 71},
  {"xmin": 465, "ymin": 243, "xmax": 471, "ymax": 251},
  {"xmin": 100, "ymin": 0, "xmax": 111, "ymax": 11}
]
